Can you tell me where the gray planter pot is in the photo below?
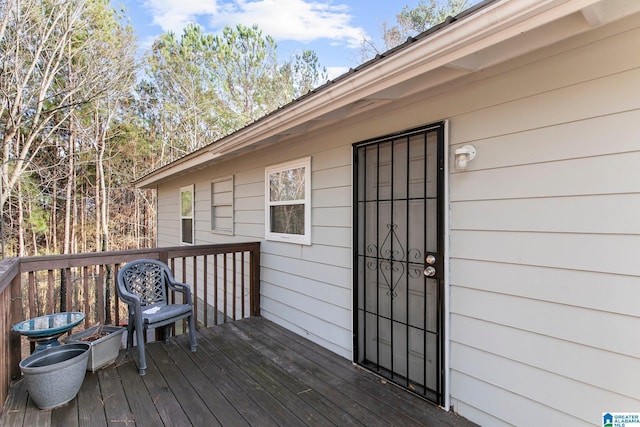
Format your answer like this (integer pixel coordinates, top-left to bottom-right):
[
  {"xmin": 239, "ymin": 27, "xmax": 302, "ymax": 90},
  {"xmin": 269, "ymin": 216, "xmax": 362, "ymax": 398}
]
[
  {"xmin": 64, "ymin": 325, "xmax": 125, "ymax": 371},
  {"xmin": 19, "ymin": 343, "xmax": 90, "ymax": 410}
]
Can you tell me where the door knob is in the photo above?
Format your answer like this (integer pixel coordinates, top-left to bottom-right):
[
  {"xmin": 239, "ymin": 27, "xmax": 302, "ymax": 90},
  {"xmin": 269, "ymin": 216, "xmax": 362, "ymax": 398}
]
[
  {"xmin": 423, "ymin": 266, "xmax": 436, "ymax": 277},
  {"xmin": 425, "ymin": 255, "xmax": 436, "ymax": 265}
]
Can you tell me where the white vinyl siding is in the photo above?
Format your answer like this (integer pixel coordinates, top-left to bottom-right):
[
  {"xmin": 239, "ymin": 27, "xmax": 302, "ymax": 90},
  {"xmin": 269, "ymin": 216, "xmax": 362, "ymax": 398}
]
[
  {"xmin": 446, "ymin": 15, "xmax": 640, "ymax": 426},
  {"xmin": 260, "ymin": 148, "xmax": 352, "ymax": 357},
  {"xmin": 156, "ymin": 144, "xmax": 353, "ymax": 358},
  {"xmin": 157, "ymin": 187, "xmax": 178, "ymax": 245},
  {"xmin": 211, "ymin": 176, "xmax": 234, "ymax": 235}
]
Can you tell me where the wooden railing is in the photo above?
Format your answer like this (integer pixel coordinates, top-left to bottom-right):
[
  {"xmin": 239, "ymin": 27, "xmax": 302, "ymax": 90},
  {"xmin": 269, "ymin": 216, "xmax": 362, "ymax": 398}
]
[{"xmin": 0, "ymin": 242, "xmax": 261, "ymax": 410}]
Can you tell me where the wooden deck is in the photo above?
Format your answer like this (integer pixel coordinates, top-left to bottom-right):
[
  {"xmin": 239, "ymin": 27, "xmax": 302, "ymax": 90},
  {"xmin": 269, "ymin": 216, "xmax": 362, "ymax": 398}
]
[{"xmin": 0, "ymin": 317, "xmax": 476, "ymax": 426}]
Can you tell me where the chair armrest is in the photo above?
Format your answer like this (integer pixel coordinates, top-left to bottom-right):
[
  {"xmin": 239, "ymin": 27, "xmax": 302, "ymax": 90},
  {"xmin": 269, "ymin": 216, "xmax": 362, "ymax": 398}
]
[
  {"xmin": 117, "ymin": 284, "xmax": 145, "ymax": 318},
  {"xmin": 166, "ymin": 278, "xmax": 193, "ymax": 305},
  {"xmin": 118, "ymin": 285, "xmax": 142, "ymax": 306}
]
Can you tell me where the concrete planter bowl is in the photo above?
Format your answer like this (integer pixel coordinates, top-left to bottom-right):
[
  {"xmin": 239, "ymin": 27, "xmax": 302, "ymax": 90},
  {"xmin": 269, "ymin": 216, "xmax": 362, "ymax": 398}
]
[
  {"xmin": 19, "ymin": 343, "xmax": 90, "ymax": 410},
  {"xmin": 64, "ymin": 325, "xmax": 125, "ymax": 372}
]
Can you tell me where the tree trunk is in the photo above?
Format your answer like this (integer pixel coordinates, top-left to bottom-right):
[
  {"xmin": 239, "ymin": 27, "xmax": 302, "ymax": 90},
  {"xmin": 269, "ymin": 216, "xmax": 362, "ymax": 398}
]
[
  {"xmin": 79, "ymin": 194, "xmax": 85, "ymax": 252},
  {"xmin": 29, "ymin": 197, "xmax": 38, "ymax": 256},
  {"xmin": 51, "ymin": 179, "xmax": 57, "ymax": 254},
  {"xmin": 71, "ymin": 174, "xmax": 77, "ymax": 255},
  {"xmin": 17, "ymin": 180, "xmax": 24, "ymax": 256},
  {"xmin": 62, "ymin": 36, "xmax": 75, "ymax": 309},
  {"xmin": 97, "ymin": 113, "xmax": 112, "ymax": 324}
]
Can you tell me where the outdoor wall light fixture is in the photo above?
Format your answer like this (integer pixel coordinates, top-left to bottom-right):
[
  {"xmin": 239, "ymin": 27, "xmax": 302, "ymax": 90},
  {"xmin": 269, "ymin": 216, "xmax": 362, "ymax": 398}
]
[{"xmin": 454, "ymin": 145, "xmax": 477, "ymax": 170}]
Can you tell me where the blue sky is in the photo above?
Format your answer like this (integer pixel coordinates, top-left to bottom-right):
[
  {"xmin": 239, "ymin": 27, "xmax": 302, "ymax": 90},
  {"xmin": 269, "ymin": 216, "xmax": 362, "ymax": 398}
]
[{"xmin": 114, "ymin": 0, "xmax": 431, "ymax": 79}]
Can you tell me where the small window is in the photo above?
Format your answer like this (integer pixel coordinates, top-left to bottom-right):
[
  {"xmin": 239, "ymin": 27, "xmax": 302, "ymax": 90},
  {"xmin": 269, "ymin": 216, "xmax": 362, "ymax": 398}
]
[
  {"xmin": 265, "ymin": 157, "xmax": 311, "ymax": 245},
  {"xmin": 211, "ymin": 176, "xmax": 234, "ymax": 235},
  {"xmin": 180, "ymin": 185, "xmax": 194, "ymax": 244}
]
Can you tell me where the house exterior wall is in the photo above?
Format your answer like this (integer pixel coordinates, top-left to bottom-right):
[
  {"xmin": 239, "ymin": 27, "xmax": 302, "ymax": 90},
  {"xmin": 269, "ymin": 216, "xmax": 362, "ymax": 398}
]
[
  {"xmin": 154, "ymin": 12, "xmax": 640, "ymax": 426},
  {"xmin": 157, "ymin": 137, "xmax": 356, "ymax": 357},
  {"xmin": 445, "ymin": 15, "xmax": 640, "ymax": 426}
]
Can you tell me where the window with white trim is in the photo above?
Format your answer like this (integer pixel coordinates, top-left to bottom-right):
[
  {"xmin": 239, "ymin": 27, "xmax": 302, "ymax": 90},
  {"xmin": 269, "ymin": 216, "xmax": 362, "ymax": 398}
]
[
  {"xmin": 180, "ymin": 185, "xmax": 194, "ymax": 244},
  {"xmin": 211, "ymin": 176, "xmax": 234, "ymax": 235},
  {"xmin": 265, "ymin": 157, "xmax": 311, "ymax": 245}
]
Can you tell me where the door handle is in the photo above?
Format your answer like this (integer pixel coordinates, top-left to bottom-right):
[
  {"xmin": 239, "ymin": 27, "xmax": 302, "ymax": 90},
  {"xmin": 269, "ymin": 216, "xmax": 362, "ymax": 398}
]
[{"xmin": 423, "ymin": 266, "xmax": 436, "ymax": 277}]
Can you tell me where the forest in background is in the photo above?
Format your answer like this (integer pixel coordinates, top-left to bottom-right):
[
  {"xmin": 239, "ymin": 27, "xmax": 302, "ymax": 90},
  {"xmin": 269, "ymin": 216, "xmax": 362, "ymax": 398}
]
[{"xmin": 0, "ymin": 0, "xmax": 467, "ymax": 259}]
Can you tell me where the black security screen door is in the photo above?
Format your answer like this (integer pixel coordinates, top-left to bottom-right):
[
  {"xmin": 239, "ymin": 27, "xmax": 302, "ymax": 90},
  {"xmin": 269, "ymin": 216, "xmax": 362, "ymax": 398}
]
[{"xmin": 353, "ymin": 122, "xmax": 445, "ymax": 405}]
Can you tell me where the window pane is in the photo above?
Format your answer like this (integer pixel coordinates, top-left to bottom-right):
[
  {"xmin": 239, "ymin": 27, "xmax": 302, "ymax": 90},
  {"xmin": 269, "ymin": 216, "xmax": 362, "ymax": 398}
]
[
  {"xmin": 270, "ymin": 205, "xmax": 305, "ymax": 235},
  {"xmin": 182, "ymin": 218, "xmax": 193, "ymax": 243},
  {"xmin": 269, "ymin": 167, "xmax": 305, "ymax": 202},
  {"xmin": 181, "ymin": 190, "xmax": 193, "ymax": 217},
  {"xmin": 211, "ymin": 177, "xmax": 234, "ymax": 234}
]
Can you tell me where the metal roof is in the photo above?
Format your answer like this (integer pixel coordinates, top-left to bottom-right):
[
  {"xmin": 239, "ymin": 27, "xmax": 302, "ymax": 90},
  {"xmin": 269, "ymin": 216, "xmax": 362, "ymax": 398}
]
[{"xmin": 135, "ymin": 0, "xmax": 498, "ymax": 185}]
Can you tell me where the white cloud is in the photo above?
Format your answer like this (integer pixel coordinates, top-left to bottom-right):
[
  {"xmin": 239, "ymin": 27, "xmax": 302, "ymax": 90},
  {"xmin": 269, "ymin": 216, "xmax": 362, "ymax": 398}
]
[
  {"xmin": 138, "ymin": 34, "xmax": 157, "ymax": 51},
  {"xmin": 144, "ymin": 0, "xmax": 219, "ymax": 34},
  {"xmin": 143, "ymin": 0, "xmax": 366, "ymax": 48},
  {"xmin": 326, "ymin": 66, "xmax": 349, "ymax": 80}
]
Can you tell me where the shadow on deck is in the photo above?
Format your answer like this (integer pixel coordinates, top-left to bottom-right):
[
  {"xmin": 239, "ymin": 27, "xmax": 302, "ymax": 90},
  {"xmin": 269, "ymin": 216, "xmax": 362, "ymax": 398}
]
[{"xmin": 1, "ymin": 317, "xmax": 476, "ymax": 426}]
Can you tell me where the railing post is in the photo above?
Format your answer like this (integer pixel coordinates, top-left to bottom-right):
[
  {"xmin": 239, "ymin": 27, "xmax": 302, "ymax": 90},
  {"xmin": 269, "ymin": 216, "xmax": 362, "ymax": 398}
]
[
  {"xmin": 105, "ymin": 264, "xmax": 113, "ymax": 325},
  {"xmin": 158, "ymin": 251, "xmax": 169, "ymax": 265},
  {"xmin": 250, "ymin": 242, "xmax": 261, "ymax": 317},
  {"xmin": 9, "ymin": 272, "xmax": 22, "ymax": 380},
  {"xmin": 192, "ymin": 257, "xmax": 198, "ymax": 329}
]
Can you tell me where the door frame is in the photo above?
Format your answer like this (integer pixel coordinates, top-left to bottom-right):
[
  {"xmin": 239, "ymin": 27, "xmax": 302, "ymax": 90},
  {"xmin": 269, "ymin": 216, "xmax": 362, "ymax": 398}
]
[
  {"xmin": 442, "ymin": 120, "xmax": 450, "ymax": 411},
  {"xmin": 351, "ymin": 120, "xmax": 450, "ymax": 409}
]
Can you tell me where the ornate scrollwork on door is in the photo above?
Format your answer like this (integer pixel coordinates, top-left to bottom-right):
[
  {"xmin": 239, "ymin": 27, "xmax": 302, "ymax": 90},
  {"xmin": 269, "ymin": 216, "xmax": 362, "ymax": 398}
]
[{"xmin": 366, "ymin": 224, "xmax": 424, "ymax": 298}]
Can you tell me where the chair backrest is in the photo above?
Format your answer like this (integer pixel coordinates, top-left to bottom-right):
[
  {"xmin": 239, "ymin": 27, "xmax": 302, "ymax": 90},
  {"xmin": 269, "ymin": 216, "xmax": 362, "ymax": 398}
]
[{"xmin": 117, "ymin": 259, "xmax": 170, "ymax": 307}]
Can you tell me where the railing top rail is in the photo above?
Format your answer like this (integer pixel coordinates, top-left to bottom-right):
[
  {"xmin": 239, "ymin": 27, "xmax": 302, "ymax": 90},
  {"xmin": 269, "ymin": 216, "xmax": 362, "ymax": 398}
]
[
  {"xmin": 0, "ymin": 258, "xmax": 19, "ymax": 295},
  {"xmin": 161, "ymin": 242, "xmax": 260, "ymax": 260},
  {"xmin": 15, "ymin": 242, "xmax": 261, "ymax": 273},
  {"xmin": 0, "ymin": 242, "xmax": 262, "ymax": 411}
]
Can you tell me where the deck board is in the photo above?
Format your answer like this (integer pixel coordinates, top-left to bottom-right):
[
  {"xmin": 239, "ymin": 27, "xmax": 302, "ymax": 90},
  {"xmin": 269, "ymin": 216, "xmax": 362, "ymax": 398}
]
[
  {"xmin": 166, "ymin": 337, "xmax": 276, "ymax": 427},
  {"xmin": 160, "ymin": 338, "xmax": 248, "ymax": 427},
  {"xmin": 226, "ymin": 321, "xmax": 370, "ymax": 426},
  {"xmin": 138, "ymin": 350, "xmax": 192, "ymax": 427},
  {"xmin": 23, "ymin": 395, "xmax": 48, "ymax": 427},
  {"xmin": 76, "ymin": 367, "xmax": 107, "ymax": 427},
  {"xmin": 194, "ymin": 328, "xmax": 304, "ymax": 426},
  {"xmin": 239, "ymin": 317, "xmax": 455, "ymax": 427},
  {"xmin": 243, "ymin": 319, "xmax": 418, "ymax": 425},
  {"xmin": 0, "ymin": 376, "xmax": 26, "ymax": 427},
  {"xmin": 99, "ymin": 365, "xmax": 134, "ymax": 426},
  {"xmin": 0, "ymin": 317, "xmax": 478, "ymax": 426},
  {"xmin": 231, "ymin": 320, "xmax": 379, "ymax": 426},
  {"xmin": 50, "ymin": 397, "xmax": 78, "ymax": 427},
  {"xmin": 146, "ymin": 342, "xmax": 221, "ymax": 426},
  {"xmin": 202, "ymin": 327, "xmax": 335, "ymax": 426},
  {"xmin": 116, "ymin": 358, "xmax": 163, "ymax": 427}
]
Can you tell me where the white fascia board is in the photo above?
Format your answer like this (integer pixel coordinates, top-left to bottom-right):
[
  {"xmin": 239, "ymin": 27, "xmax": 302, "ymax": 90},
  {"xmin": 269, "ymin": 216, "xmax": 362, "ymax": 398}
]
[
  {"xmin": 137, "ymin": 0, "xmax": 624, "ymax": 188},
  {"xmin": 208, "ymin": 0, "xmax": 609, "ymax": 148},
  {"xmin": 135, "ymin": 151, "xmax": 219, "ymax": 188}
]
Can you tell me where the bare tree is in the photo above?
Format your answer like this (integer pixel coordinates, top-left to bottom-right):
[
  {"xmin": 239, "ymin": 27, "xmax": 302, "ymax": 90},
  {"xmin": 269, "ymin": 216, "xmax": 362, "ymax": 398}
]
[
  {"xmin": 2, "ymin": 0, "xmax": 79, "ymax": 204},
  {"xmin": 0, "ymin": 0, "xmax": 139, "ymax": 257},
  {"xmin": 358, "ymin": 0, "xmax": 471, "ymax": 63}
]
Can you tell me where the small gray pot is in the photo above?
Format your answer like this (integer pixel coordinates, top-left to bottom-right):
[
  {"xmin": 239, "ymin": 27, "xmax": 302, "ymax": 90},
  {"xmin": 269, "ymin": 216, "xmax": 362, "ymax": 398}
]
[{"xmin": 19, "ymin": 343, "xmax": 90, "ymax": 410}]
